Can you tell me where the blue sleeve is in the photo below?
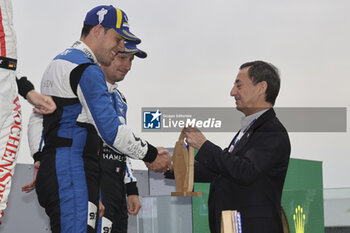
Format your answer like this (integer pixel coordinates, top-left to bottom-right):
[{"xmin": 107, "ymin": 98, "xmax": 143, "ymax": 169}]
[{"xmin": 76, "ymin": 65, "xmax": 157, "ymax": 162}]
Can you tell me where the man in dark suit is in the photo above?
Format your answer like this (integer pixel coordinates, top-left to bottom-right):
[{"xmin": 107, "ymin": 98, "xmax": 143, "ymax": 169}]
[{"xmin": 184, "ymin": 60, "xmax": 291, "ymax": 233}]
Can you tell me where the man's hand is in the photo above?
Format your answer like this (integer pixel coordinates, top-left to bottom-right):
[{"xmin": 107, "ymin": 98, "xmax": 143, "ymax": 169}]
[
  {"xmin": 99, "ymin": 200, "xmax": 105, "ymax": 218},
  {"xmin": 145, "ymin": 147, "xmax": 172, "ymax": 173},
  {"xmin": 183, "ymin": 127, "xmax": 207, "ymax": 149},
  {"xmin": 127, "ymin": 195, "xmax": 141, "ymax": 215},
  {"xmin": 26, "ymin": 90, "xmax": 56, "ymax": 114},
  {"xmin": 21, "ymin": 161, "xmax": 40, "ymax": 193}
]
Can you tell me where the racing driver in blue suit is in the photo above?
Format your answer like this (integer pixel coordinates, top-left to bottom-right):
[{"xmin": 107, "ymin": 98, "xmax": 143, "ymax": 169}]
[
  {"xmin": 97, "ymin": 42, "xmax": 147, "ymax": 233},
  {"xmin": 22, "ymin": 5, "xmax": 171, "ymax": 233}
]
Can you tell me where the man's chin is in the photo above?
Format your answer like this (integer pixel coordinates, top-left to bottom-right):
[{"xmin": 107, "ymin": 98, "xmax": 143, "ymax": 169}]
[
  {"xmin": 99, "ymin": 59, "xmax": 112, "ymax": 67},
  {"xmin": 117, "ymin": 73, "xmax": 126, "ymax": 81},
  {"xmin": 235, "ymin": 106, "xmax": 246, "ymax": 114}
]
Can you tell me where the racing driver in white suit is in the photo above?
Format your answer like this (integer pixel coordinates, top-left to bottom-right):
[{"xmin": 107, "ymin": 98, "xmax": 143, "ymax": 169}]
[{"xmin": 0, "ymin": 0, "xmax": 55, "ymax": 221}]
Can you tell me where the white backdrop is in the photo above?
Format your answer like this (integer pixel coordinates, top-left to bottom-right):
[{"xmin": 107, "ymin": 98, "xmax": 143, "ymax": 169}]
[{"xmin": 12, "ymin": 0, "xmax": 350, "ymax": 188}]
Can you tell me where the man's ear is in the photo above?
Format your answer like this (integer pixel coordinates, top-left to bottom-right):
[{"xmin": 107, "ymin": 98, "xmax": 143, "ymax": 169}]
[
  {"xmin": 258, "ymin": 81, "xmax": 268, "ymax": 95},
  {"xmin": 92, "ymin": 24, "xmax": 104, "ymax": 38}
]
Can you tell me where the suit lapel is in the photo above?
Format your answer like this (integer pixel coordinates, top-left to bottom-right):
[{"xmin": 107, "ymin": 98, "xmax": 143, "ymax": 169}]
[
  {"xmin": 230, "ymin": 130, "xmax": 251, "ymax": 154},
  {"xmin": 226, "ymin": 130, "xmax": 240, "ymax": 152},
  {"xmin": 227, "ymin": 131, "xmax": 240, "ymax": 148},
  {"xmin": 229, "ymin": 108, "xmax": 276, "ymax": 154}
]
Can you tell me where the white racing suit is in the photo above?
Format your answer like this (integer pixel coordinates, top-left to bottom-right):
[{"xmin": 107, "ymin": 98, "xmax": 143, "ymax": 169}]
[{"xmin": 0, "ymin": 0, "xmax": 22, "ymax": 219}]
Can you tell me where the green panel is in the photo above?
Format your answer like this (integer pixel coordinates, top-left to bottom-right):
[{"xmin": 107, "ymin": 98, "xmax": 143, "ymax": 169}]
[
  {"xmin": 283, "ymin": 159, "xmax": 323, "ymax": 190},
  {"xmin": 192, "ymin": 148, "xmax": 211, "ymax": 233},
  {"xmin": 282, "ymin": 159, "xmax": 324, "ymax": 233},
  {"xmin": 192, "ymin": 183, "xmax": 210, "ymax": 233},
  {"xmin": 191, "ymin": 158, "xmax": 325, "ymax": 233}
]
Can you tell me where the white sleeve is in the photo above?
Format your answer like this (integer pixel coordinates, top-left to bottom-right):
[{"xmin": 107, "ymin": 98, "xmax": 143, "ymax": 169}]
[
  {"xmin": 124, "ymin": 157, "xmax": 137, "ymax": 184},
  {"xmin": 27, "ymin": 112, "xmax": 44, "ymax": 157}
]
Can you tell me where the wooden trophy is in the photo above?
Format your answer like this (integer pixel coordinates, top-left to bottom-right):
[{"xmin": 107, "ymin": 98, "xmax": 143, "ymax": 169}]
[
  {"xmin": 221, "ymin": 210, "xmax": 242, "ymax": 233},
  {"xmin": 171, "ymin": 131, "xmax": 203, "ymax": 196}
]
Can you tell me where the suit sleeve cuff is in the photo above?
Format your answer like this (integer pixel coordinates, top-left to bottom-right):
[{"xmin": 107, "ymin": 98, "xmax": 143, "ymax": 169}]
[
  {"xmin": 16, "ymin": 76, "xmax": 35, "ymax": 99},
  {"xmin": 195, "ymin": 140, "xmax": 215, "ymax": 165},
  {"xmin": 33, "ymin": 151, "xmax": 43, "ymax": 163},
  {"xmin": 197, "ymin": 140, "xmax": 211, "ymax": 156},
  {"xmin": 126, "ymin": 182, "xmax": 139, "ymax": 196},
  {"xmin": 142, "ymin": 143, "xmax": 157, "ymax": 163}
]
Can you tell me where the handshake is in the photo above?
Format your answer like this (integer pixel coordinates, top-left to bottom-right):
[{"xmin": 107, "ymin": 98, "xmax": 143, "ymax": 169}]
[{"xmin": 145, "ymin": 147, "xmax": 173, "ymax": 173}]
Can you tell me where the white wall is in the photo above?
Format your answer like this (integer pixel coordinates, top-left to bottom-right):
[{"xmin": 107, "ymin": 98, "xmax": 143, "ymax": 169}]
[{"xmin": 13, "ymin": 0, "xmax": 350, "ymax": 188}]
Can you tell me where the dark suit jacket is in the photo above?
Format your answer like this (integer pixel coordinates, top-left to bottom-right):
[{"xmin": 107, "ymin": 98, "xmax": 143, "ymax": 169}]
[{"xmin": 195, "ymin": 108, "xmax": 291, "ymax": 233}]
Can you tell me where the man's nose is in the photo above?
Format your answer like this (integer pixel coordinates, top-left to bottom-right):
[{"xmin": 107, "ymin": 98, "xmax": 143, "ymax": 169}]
[
  {"xmin": 124, "ymin": 61, "xmax": 131, "ymax": 71},
  {"xmin": 230, "ymin": 86, "xmax": 237, "ymax": 97}
]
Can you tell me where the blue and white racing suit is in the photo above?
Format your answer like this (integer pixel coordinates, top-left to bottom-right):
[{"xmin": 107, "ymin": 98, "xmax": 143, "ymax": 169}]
[
  {"xmin": 30, "ymin": 41, "xmax": 157, "ymax": 233},
  {"xmin": 98, "ymin": 83, "xmax": 139, "ymax": 233}
]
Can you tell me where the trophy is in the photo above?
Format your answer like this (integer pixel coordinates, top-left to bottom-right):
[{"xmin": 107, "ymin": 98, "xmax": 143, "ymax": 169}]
[{"xmin": 171, "ymin": 131, "xmax": 203, "ymax": 196}]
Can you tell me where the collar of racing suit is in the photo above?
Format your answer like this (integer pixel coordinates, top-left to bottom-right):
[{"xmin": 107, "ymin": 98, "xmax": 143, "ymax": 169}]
[
  {"xmin": 106, "ymin": 82, "xmax": 119, "ymax": 93},
  {"xmin": 71, "ymin": 40, "xmax": 98, "ymax": 64}
]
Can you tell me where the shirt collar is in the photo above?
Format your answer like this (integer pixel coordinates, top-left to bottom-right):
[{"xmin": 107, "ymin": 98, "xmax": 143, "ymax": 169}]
[
  {"xmin": 71, "ymin": 41, "xmax": 98, "ymax": 64},
  {"xmin": 240, "ymin": 108, "xmax": 270, "ymax": 132},
  {"xmin": 106, "ymin": 82, "xmax": 119, "ymax": 93}
]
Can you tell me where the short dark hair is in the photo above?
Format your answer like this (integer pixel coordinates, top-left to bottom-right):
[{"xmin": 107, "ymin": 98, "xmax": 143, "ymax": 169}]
[
  {"xmin": 80, "ymin": 24, "xmax": 112, "ymax": 38},
  {"xmin": 240, "ymin": 60, "xmax": 280, "ymax": 105}
]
